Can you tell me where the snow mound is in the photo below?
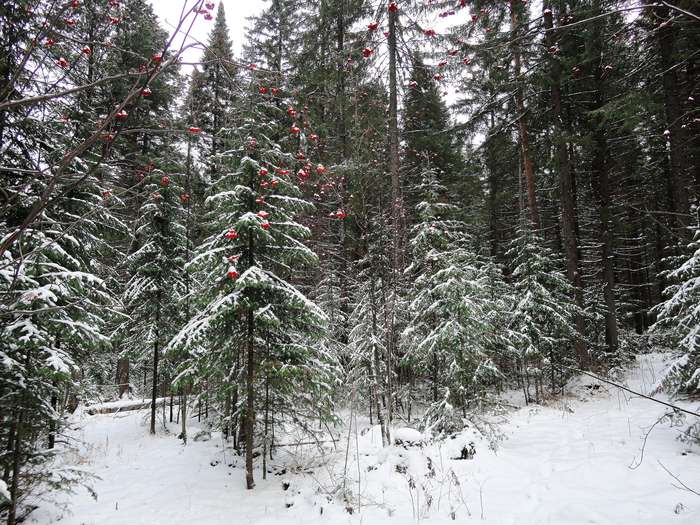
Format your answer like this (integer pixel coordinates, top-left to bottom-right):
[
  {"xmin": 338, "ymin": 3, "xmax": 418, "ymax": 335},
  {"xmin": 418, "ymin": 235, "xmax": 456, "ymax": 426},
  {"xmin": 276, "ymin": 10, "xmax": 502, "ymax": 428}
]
[{"xmin": 392, "ymin": 427, "xmax": 423, "ymax": 445}]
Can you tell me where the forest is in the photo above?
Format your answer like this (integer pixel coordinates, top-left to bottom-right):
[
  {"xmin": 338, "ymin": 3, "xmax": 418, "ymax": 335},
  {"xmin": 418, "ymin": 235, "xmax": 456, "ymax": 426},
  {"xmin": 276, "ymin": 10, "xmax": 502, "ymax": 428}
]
[{"xmin": 1, "ymin": 0, "xmax": 699, "ymax": 524}]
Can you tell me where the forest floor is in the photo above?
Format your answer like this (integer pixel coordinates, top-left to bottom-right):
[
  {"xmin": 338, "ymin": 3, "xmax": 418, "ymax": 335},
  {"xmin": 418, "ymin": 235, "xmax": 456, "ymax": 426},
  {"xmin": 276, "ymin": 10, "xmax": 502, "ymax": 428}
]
[{"xmin": 30, "ymin": 353, "xmax": 700, "ymax": 524}]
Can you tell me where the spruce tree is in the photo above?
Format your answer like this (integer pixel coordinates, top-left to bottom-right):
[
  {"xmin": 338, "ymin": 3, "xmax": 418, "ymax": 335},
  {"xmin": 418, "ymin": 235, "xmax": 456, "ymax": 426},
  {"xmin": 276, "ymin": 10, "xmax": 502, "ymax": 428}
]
[
  {"xmin": 185, "ymin": 2, "xmax": 238, "ymax": 180},
  {"xmin": 402, "ymin": 168, "xmax": 503, "ymax": 432},
  {"xmin": 655, "ymin": 219, "xmax": 700, "ymax": 396},
  {"xmin": 506, "ymin": 224, "xmax": 581, "ymax": 402},
  {"xmin": 403, "ymin": 55, "xmax": 468, "ymax": 216},
  {"xmin": 170, "ymin": 80, "xmax": 334, "ymax": 488},
  {"xmin": 122, "ymin": 166, "xmax": 188, "ymax": 434}
]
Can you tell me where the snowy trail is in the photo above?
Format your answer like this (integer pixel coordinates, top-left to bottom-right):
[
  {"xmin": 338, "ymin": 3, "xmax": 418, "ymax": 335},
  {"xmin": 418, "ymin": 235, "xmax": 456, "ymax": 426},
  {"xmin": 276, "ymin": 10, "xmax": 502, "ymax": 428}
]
[{"xmin": 30, "ymin": 353, "xmax": 700, "ymax": 524}]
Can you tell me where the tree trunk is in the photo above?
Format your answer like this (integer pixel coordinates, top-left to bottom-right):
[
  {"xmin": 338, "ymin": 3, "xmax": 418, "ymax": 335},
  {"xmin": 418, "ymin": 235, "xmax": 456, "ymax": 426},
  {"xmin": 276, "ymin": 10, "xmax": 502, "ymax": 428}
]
[
  {"xmin": 590, "ymin": 6, "xmax": 619, "ymax": 355},
  {"xmin": 116, "ymin": 357, "xmax": 130, "ymax": 398},
  {"xmin": 510, "ymin": 1, "xmax": 540, "ymax": 230},
  {"xmin": 543, "ymin": 5, "xmax": 587, "ymax": 366},
  {"xmin": 654, "ymin": 4, "xmax": 691, "ymax": 236},
  {"xmin": 48, "ymin": 389, "xmax": 57, "ymax": 449},
  {"xmin": 150, "ymin": 291, "xmax": 161, "ymax": 435},
  {"xmin": 245, "ymin": 308, "xmax": 256, "ymax": 489},
  {"xmin": 7, "ymin": 411, "xmax": 23, "ymax": 525},
  {"xmin": 180, "ymin": 389, "xmax": 188, "ymax": 445},
  {"xmin": 369, "ymin": 278, "xmax": 389, "ymax": 447},
  {"xmin": 387, "ymin": 5, "xmax": 403, "ymax": 269}
]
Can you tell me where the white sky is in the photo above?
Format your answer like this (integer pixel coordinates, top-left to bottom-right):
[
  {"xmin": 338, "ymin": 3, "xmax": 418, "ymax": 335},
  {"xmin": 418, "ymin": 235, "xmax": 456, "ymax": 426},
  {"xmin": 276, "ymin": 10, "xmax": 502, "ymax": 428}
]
[{"xmin": 149, "ymin": 0, "xmax": 265, "ymax": 68}]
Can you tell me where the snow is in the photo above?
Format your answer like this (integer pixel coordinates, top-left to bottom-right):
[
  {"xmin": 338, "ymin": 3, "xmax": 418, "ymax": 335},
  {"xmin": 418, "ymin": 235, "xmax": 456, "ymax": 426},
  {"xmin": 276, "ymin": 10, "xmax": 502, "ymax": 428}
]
[
  {"xmin": 393, "ymin": 428, "xmax": 423, "ymax": 444},
  {"xmin": 0, "ymin": 479, "xmax": 9, "ymax": 501},
  {"xmin": 29, "ymin": 353, "xmax": 700, "ymax": 524}
]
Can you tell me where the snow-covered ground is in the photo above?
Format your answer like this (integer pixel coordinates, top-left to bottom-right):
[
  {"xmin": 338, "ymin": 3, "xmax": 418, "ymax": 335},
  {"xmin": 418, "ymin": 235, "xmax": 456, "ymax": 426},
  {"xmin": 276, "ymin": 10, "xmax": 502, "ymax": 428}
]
[{"xmin": 30, "ymin": 353, "xmax": 700, "ymax": 524}]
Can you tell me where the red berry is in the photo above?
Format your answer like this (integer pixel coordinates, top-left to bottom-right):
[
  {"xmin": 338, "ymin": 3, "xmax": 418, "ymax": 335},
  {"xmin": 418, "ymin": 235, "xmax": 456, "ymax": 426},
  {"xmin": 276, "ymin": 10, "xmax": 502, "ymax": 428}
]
[
  {"xmin": 368, "ymin": 22, "xmax": 378, "ymax": 31},
  {"xmin": 259, "ymin": 86, "xmax": 268, "ymax": 94},
  {"xmin": 189, "ymin": 126, "xmax": 202, "ymax": 134},
  {"xmin": 362, "ymin": 48, "xmax": 373, "ymax": 58},
  {"xmin": 141, "ymin": 87, "xmax": 152, "ymax": 97},
  {"xmin": 82, "ymin": 46, "xmax": 92, "ymax": 55},
  {"xmin": 227, "ymin": 269, "xmax": 239, "ymax": 280},
  {"xmin": 261, "ymin": 222, "xmax": 270, "ymax": 230},
  {"xmin": 258, "ymin": 168, "xmax": 269, "ymax": 177},
  {"xmin": 161, "ymin": 176, "xmax": 169, "ymax": 186},
  {"xmin": 388, "ymin": 2, "xmax": 398, "ymax": 13},
  {"xmin": 224, "ymin": 229, "xmax": 239, "ymax": 239}
]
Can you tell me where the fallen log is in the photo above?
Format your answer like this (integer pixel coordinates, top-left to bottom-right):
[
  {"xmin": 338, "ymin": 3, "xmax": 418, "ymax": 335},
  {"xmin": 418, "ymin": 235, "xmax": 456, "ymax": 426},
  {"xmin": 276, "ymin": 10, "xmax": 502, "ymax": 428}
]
[{"xmin": 86, "ymin": 396, "xmax": 179, "ymax": 415}]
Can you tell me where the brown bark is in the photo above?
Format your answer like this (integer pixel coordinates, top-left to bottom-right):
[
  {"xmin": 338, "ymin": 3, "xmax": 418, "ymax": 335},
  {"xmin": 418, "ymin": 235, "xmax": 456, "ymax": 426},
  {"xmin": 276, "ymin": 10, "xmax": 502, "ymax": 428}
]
[
  {"xmin": 116, "ymin": 357, "xmax": 130, "ymax": 398},
  {"xmin": 510, "ymin": 1, "xmax": 540, "ymax": 230}
]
